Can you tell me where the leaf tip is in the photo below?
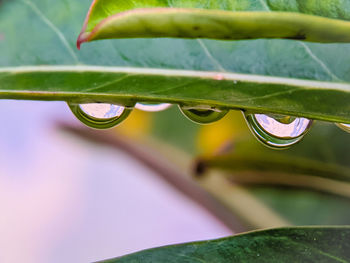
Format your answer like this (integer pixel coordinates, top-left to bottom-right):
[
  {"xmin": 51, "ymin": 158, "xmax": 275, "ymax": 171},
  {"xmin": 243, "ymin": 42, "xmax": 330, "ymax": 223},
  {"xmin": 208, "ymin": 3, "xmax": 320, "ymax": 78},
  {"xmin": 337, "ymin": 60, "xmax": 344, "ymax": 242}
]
[
  {"xmin": 77, "ymin": 0, "xmax": 99, "ymax": 50},
  {"xmin": 76, "ymin": 32, "xmax": 89, "ymax": 50},
  {"xmin": 76, "ymin": 38, "xmax": 82, "ymax": 50}
]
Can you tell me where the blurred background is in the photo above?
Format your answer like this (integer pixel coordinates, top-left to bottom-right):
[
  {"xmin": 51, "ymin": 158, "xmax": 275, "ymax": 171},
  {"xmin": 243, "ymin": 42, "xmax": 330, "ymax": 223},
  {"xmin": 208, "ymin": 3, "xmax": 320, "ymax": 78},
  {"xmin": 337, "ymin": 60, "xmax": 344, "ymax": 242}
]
[
  {"xmin": 0, "ymin": 100, "xmax": 233, "ymax": 263},
  {"xmin": 2, "ymin": 0, "xmax": 350, "ymax": 261},
  {"xmin": 1, "ymin": 99, "xmax": 350, "ymax": 263}
]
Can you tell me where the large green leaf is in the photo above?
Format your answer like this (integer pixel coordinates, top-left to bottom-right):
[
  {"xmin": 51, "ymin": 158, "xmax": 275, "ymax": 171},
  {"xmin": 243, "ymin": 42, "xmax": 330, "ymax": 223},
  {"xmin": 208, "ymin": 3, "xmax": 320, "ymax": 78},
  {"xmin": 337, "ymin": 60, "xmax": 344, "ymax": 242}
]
[
  {"xmin": 102, "ymin": 227, "xmax": 350, "ymax": 262},
  {"xmin": 77, "ymin": 0, "xmax": 350, "ymax": 47},
  {"xmin": 1, "ymin": 0, "xmax": 350, "ymax": 122},
  {"xmin": 2, "ymin": 66, "xmax": 350, "ymax": 122}
]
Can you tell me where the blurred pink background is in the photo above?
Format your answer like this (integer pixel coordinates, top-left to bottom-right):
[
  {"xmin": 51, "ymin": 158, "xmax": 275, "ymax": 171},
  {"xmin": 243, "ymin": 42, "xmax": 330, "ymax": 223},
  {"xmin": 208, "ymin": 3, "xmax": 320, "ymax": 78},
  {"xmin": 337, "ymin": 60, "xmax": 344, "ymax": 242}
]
[{"xmin": 0, "ymin": 100, "xmax": 230, "ymax": 262}]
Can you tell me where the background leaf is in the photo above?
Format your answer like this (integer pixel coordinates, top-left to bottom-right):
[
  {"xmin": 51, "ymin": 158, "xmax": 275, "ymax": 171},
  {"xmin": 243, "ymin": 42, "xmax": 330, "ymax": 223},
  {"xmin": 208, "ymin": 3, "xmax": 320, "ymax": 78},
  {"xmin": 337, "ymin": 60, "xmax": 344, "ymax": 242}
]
[
  {"xmin": 250, "ymin": 187, "xmax": 350, "ymax": 225},
  {"xmin": 197, "ymin": 122, "xmax": 350, "ymax": 179},
  {"xmin": 194, "ymin": 122, "xmax": 350, "ymax": 226}
]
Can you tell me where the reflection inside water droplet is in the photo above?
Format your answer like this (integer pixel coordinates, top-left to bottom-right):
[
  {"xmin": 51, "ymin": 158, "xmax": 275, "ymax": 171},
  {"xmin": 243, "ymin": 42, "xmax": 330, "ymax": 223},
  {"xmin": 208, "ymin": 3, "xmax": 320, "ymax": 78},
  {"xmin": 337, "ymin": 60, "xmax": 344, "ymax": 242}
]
[
  {"xmin": 244, "ymin": 113, "xmax": 313, "ymax": 149},
  {"xmin": 336, "ymin": 123, "xmax": 350, "ymax": 133},
  {"xmin": 68, "ymin": 103, "xmax": 132, "ymax": 129},
  {"xmin": 179, "ymin": 106, "xmax": 228, "ymax": 124},
  {"xmin": 79, "ymin": 103, "xmax": 125, "ymax": 119},
  {"xmin": 135, "ymin": 103, "xmax": 171, "ymax": 112}
]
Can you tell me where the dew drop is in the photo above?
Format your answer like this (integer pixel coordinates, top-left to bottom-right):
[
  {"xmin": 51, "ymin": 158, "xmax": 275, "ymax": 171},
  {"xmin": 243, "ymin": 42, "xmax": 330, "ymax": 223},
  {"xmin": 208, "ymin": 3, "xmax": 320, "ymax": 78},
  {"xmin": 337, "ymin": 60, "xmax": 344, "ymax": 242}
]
[
  {"xmin": 179, "ymin": 106, "xmax": 228, "ymax": 124},
  {"xmin": 336, "ymin": 123, "xmax": 350, "ymax": 133},
  {"xmin": 68, "ymin": 103, "xmax": 132, "ymax": 129},
  {"xmin": 135, "ymin": 103, "xmax": 171, "ymax": 112},
  {"xmin": 244, "ymin": 113, "xmax": 313, "ymax": 149}
]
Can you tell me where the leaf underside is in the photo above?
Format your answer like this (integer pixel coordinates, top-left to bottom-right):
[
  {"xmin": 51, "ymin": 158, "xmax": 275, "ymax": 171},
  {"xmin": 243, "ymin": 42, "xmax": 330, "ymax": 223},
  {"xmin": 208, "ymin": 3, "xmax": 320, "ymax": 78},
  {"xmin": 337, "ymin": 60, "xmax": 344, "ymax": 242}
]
[
  {"xmin": 199, "ymin": 152, "xmax": 350, "ymax": 183},
  {"xmin": 2, "ymin": 66, "xmax": 350, "ymax": 123},
  {"xmin": 78, "ymin": 9, "xmax": 350, "ymax": 48},
  {"xmin": 101, "ymin": 227, "xmax": 350, "ymax": 263}
]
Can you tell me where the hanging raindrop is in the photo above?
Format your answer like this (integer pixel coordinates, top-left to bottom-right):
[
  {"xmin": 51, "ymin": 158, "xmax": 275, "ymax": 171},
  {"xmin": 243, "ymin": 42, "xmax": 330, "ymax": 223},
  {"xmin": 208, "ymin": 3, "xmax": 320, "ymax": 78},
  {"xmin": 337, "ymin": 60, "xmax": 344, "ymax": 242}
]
[
  {"xmin": 68, "ymin": 102, "xmax": 132, "ymax": 129},
  {"xmin": 244, "ymin": 112, "xmax": 313, "ymax": 149},
  {"xmin": 336, "ymin": 123, "xmax": 350, "ymax": 133},
  {"xmin": 179, "ymin": 106, "xmax": 228, "ymax": 124},
  {"xmin": 135, "ymin": 103, "xmax": 172, "ymax": 112}
]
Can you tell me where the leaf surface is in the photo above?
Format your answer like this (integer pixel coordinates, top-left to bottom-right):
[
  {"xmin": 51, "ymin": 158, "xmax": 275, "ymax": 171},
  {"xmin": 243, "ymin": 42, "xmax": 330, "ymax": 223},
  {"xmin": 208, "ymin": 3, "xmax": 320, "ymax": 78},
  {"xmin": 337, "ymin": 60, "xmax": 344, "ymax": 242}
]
[{"xmin": 102, "ymin": 227, "xmax": 350, "ymax": 263}]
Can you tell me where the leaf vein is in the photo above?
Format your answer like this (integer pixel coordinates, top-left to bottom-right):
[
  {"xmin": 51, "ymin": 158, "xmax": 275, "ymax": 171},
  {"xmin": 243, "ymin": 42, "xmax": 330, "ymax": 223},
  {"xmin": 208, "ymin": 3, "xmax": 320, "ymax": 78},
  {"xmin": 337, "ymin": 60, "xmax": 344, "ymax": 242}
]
[
  {"xmin": 234, "ymin": 88, "xmax": 299, "ymax": 102},
  {"xmin": 298, "ymin": 42, "xmax": 342, "ymax": 82},
  {"xmin": 84, "ymin": 74, "xmax": 134, "ymax": 92},
  {"xmin": 147, "ymin": 80, "xmax": 199, "ymax": 95},
  {"xmin": 197, "ymin": 39, "xmax": 226, "ymax": 72},
  {"xmin": 318, "ymin": 251, "xmax": 348, "ymax": 263},
  {"xmin": 21, "ymin": 0, "xmax": 80, "ymax": 64},
  {"xmin": 258, "ymin": 0, "xmax": 271, "ymax": 11},
  {"xmin": 259, "ymin": 2, "xmax": 340, "ymax": 82}
]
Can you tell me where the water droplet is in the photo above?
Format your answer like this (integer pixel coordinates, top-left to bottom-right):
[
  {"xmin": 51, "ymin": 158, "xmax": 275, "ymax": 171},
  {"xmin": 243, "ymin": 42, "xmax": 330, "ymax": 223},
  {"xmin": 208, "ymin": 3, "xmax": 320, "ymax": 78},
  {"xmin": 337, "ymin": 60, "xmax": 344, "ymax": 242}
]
[
  {"xmin": 244, "ymin": 112, "xmax": 313, "ymax": 149},
  {"xmin": 135, "ymin": 103, "xmax": 171, "ymax": 112},
  {"xmin": 179, "ymin": 106, "xmax": 228, "ymax": 124},
  {"xmin": 336, "ymin": 123, "xmax": 350, "ymax": 133},
  {"xmin": 68, "ymin": 103, "xmax": 132, "ymax": 129}
]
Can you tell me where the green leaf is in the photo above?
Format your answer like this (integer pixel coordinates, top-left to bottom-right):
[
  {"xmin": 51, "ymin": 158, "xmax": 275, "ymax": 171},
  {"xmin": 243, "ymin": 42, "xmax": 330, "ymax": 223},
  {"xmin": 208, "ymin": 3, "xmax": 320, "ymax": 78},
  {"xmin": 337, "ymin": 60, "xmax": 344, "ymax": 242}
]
[
  {"xmin": 198, "ymin": 151, "xmax": 350, "ymax": 183},
  {"xmin": 102, "ymin": 227, "xmax": 350, "ymax": 263},
  {"xmin": 77, "ymin": 1, "xmax": 350, "ymax": 48},
  {"xmin": 2, "ymin": 66, "xmax": 350, "ymax": 122},
  {"xmin": 2, "ymin": 0, "xmax": 350, "ymax": 123}
]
